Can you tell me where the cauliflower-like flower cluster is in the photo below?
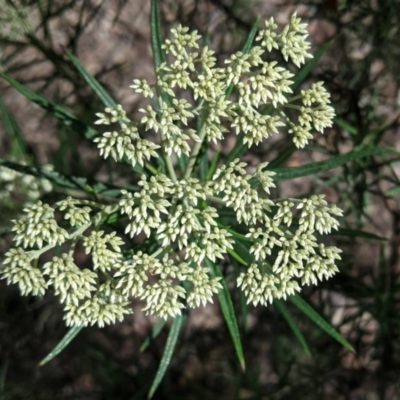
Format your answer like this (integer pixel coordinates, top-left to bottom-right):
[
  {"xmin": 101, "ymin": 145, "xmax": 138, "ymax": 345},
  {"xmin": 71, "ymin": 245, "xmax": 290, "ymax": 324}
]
[
  {"xmin": 0, "ymin": 0, "xmax": 33, "ymax": 40},
  {"xmin": 1, "ymin": 16, "xmax": 342, "ymax": 328}
]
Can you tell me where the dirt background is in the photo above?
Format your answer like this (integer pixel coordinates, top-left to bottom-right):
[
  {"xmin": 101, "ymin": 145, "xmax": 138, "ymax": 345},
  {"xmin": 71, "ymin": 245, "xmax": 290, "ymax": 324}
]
[{"xmin": 1, "ymin": 0, "xmax": 400, "ymax": 399}]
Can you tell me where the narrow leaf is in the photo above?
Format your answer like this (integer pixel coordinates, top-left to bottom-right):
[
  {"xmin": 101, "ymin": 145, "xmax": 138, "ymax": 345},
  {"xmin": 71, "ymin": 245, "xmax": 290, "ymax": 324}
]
[
  {"xmin": 227, "ymin": 248, "xmax": 248, "ymax": 266},
  {"xmin": 271, "ymin": 147, "xmax": 394, "ymax": 181},
  {"xmin": 291, "ymin": 40, "xmax": 332, "ymax": 91},
  {"xmin": 0, "ymin": 72, "xmax": 98, "ymax": 140},
  {"xmin": 385, "ymin": 185, "xmax": 400, "ymax": 197},
  {"xmin": 140, "ymin": 319, "xmax": 167, "ymax": 352},
  {"xmin": 289, "ymin": 295, "xmax": 354, "ymax": 351},
  {"xmin": 224, "ymin": 132, "xmax": 247, "ymax": 166},
  {"xmin": 231, "ymin": 237, "xmax": 253, "ymax": 265},
  {"xmin": 232, "ymin": 259, "xmax": 249, "ymax": 332},
  {"xmin": 39, "ymin": 326, "xmax": 83, "ymax": 366},
  {"xmin": 274, "ymin": 299, "xmax": 311, "ymax": 356},
  {"xmin": 206, "ymin": 150, "xmax": 220, "ymax": 180},
  {"xmin": 207, "ymin": 260, "xmax": 246, "ymax": 370},
  {"xmin": 66, "ymin": 52, "xmax": 117, "ymax": 108},
  {"xmin": 150, "ymin": 0, "xmax": 165, "ymax": 70},
  {"xmin": 149, "ymin": 0, "xmax": 171, "ymax": 109},
  {"xmin": 148, "ymin": 315, "xmax": 184, "ymax": 399},
  {"xmin": 334, "ymin": 117, "xmax": 358, "ymax": 136},
  {"xmin": 268, "ymin": 144, "xmax": 297, "ymax": 169},
  {"xmin": 0, "ymin": 158, "xmax": 123, "ymax": 195},
  {"xmin": 0, "ymin": 94, "xmax": 28, "ymax": 158},
  {"xmin": 335, "ymin": 228, "xmax": 386, "ymax": 241}
]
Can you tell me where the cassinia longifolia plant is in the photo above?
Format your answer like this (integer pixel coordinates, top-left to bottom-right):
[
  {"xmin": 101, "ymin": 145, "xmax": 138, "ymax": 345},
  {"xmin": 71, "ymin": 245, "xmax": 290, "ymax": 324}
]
[
  {"xmin": 1, "ymin": 15, "xmax": 342, "ymax": 328},
  {"xmin": 0, "ymin": 0, "xmax": 33, "ymax": 40}
]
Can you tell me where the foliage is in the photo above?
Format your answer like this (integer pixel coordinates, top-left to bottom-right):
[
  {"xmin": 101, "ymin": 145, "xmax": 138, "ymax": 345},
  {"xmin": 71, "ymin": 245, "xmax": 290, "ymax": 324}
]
[
  {"xmin": 1, "ymin": 13, "xmax": 344, "ymax": 329},
  {"xmin": 2, "ymin": 0, "xmax": 399, "ymax": 398}
]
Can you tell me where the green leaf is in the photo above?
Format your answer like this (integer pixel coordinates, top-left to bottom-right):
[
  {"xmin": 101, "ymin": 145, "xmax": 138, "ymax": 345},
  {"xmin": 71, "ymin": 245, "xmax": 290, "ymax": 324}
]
[
  {"xmin": 335, "ymin": 228, "xmax": 387, "ymax": 241},
  {"xmin": 334, "ymin": 117, "xmax": 358, "ymax": 136},
  {"xmin": 231, "ymin": 237, "xmax": 253, "ymax": 265},
  {"xmin": 0, "ymin": 158, "xmax": 125, "ymax": 196},
  {"xmin": 149, "ymin": 0, "xmax": 171, "ymax": 110},
  {"xmin": 39, "ymin": 326, "xmax": 83, "ymax": 366},
  {"xmin": 206, "ymin": 150, "xmax": 220, "ymax": 180},
  {"xmin": 224, "ymin": 132, "xmax": 247, "ymax": 166},
  {"xmin": 289, "ymin": 295, "xmax": 354, "ymax": 351},
  {"xmin": 291, "ymin": 40, "xmax": 332, "ymax": 92},
  {"xmin": 219, "ymin": 225, "xmax": 253, "ymax": 243},
  {"xmin": 227, "ymin": 247, "xmax": 248, "ymax": 266},
  {"xmin": 148, "ymin": 315, "xmax": 184, "ymax": 399},
  {"xmin": 385, "ymin": 185, "xmax": 400, "ymax": 197},
  {"xmin": 207, "ymin": 259, "xmax": 246, "ymax": 371},
  {"xmin": 274, "ymin": 299, "xmax": 311, "ymax": 356},
  {"xmin": 150, "ymin": 0, "xmax": 165, "ymax": 70},
  {"xmin": 66, "ymin": 52, "xmax": 118, "ymax": 108},
  {"xmin": 268, "ymin": 144, "xmax": 297, "ymax": 169},
  {"xmin": 231, "ymin": 259, "xmax": 249, "ymax": 332},
  {"xmin": 225, "ymin": 17, "xmax": 259, "ymax": 99},
  {"xmin": 0, "ymin": 72, "xmax": 98, "ymax": 140},
  {"xmin": 271, "ymin": 147, "xmax": 394, "ymax": 181},
  {"xmin": 0, "ymin": 94, "xmax": 28, "ymax": 158},
  {"xmin": 140, "ymin": 319, "xmax": 167, "ymax": 352}
]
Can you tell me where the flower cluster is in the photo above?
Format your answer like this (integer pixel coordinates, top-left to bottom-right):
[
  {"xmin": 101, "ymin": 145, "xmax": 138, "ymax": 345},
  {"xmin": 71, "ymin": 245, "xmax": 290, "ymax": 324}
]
[
  {"xmin": 1, "ymin": 16, "xmax": 342, "ymax": 328},
  {"xmin": 0, "ymin": 0, "xmax": 33, "ymax": 40},
  {"xmin": 0, "ymin": 164, "xmax": 52, "ymax": 234}
]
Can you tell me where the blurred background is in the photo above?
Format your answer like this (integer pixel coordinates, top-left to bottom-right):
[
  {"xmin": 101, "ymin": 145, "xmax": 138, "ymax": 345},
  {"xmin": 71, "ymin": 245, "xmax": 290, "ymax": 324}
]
[{"xmin": 1, "ymin": 0, "xmax": 400, "ymax": 399}]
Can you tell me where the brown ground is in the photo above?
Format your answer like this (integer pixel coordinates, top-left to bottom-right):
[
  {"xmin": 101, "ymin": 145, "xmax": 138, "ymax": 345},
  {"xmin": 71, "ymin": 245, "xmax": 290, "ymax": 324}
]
[{"xmin": 1, "ymin": 0, "xmax": 400, "ymax": 399}]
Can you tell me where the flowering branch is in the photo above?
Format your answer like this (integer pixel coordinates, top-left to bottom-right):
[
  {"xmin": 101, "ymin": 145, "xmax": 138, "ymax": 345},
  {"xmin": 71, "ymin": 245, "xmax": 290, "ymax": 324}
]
[{"xmin": 1, "ymin": 15, "xmax": 342, "ymax": 328}]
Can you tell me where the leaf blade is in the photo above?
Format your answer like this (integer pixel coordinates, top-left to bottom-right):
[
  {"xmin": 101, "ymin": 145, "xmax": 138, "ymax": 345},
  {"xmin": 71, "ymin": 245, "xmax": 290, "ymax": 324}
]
[
  {"xmin": 207, "ymin": 259, "xmax": 246, "ymax": 370},
  {"xmin": 39, "ymin": 326, "xmax": 83, "ymax": 366},
  {"xmin": 66, "ymin": 52, "xmax": 117, "ymax": 108},
  {"xmin": 271, "ymin": 147, "xmax": 395, "ymax": 181},
  {"xmin": 0, "ymin": 72, "xmax": 98, "ymax": 140},
  {"xmin": 148, "ymin": 315, "xmax": 184, "ymax": 399},
  {"xmin": 289, "ymin": 295, "xmax": 354, "ymax": 351},
  {"xmin": 150, "ymin": 0, "xmax": 165, "ymax": 70},
  {"xmin": 140, "ymin": 319, "xmax": 167, "ymax": 352},
  {"xmin": 274, "ymin": 299, "xmax": 311, "ymax": 356},
  {"xmin": 0, "ymin": 157, "xmax": 125, "ymax": 196},
  {"xmin": 0, "ymin": 94, "xmax": 28, "ymax": 158},
  {"xmin": 291, "ymin": 40, "xmax": 332, "ymax": 92}
]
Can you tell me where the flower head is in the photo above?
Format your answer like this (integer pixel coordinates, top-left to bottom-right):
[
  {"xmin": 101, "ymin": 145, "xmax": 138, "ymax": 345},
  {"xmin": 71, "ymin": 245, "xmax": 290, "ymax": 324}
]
[{"xmin": 1, "ymin": 16, "xmax": 342, "ymax": 327}]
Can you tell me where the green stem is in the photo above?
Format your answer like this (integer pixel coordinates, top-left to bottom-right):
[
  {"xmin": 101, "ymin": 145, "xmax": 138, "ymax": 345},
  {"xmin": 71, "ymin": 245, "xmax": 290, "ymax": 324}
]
[
  {"xmin": 183, "ymin": 119, "xmax": 208, "ymax": 179},
  {"xmin": 30, "ymin": 221, "xmax": 92, "ymax": 260},
  {"xmin": 282, "ymin": 104, "xmax": 302, "ymax": 111},
  {"xmin": 206, "ymin": 195, "xmax": 225, "ymax": 205},
  {"xmin": 164, "ymin": 151, "xmax": 178, "ymax": 182},
  {"xmin": 146, "ymin": 163, "xmax": 158, "ymax": 175},
  {"xmin": 152, "ymin": 247, "xmax": 164, "ymax": 258}
]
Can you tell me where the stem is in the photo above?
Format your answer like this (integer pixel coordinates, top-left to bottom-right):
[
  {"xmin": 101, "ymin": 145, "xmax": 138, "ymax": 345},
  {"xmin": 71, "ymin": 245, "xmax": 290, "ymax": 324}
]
[
  {"xmin": 287, "ymin": 94, "xmax": 302, "ymax": 103},
  {"xmin": 164, "ymin": 151, "xmax": 178, "ymax": 182},
  {"xmin": 282, "ymin": 104, "xmax": 302, "ymax": 111},
  {"xmin": 183, "ymin": 119, "xmax": 208, "ymax": 179},
  {"xmin": 30, "ymin": 221, "xmax": 92, "ymax": 259},
  {"xmin": 206, "ymin": 195, "xmax": 225, "ymax": 205},
  {"xmin": 146, "ymin": 163, "xmax": 158, "ymax": 175},
  {"xmin": 152, "ymin": 247, "xmax": 164, "ymax": 258}
]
